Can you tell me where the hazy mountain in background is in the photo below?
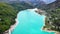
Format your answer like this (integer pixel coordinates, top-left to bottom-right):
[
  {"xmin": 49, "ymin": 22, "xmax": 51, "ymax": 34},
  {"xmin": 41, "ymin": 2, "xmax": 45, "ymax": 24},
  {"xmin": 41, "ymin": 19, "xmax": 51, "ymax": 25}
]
[
  {"xmin": 19, "ymin": 0, "xmax": 56, "ymax": 4},
  {"xmin": 0, "ymin": 0, "xmax": 47, "ymax": 9},
  {"xmin": 0, "ymin": 0, "xmax": 57, "ymax": 9},
  {"xmin": 0, "ymin": 0, "xmax": 46, "ymax": 5},
  {"xmin": 46, "ymin": 0, "xmax": 60, "ymax": 10},
  {"xmin": 0, "ymin": 0, "xmax": 56, "ymax": 4}
]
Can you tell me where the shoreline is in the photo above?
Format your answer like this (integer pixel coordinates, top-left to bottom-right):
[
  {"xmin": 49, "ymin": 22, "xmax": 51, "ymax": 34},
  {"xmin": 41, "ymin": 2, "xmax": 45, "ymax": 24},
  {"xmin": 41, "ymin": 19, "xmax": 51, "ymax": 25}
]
[
  {"xmin": 41, "ymin": 15, "xmax": 60, "ymax": 34},
  {"xmin": 9, "ymin": 19, "xmax": 60, "ymax": 34},
  {"xmin": 6, "ymin": 18, "xmax": 59, "ymax": 34},
  {"xmin": 42, "ymin": 26, "xmax": 60, "ymax": 34},
  {"xmin": 9, "ymin": 18, "xmax": 19, "ymax": 34},
  {"xmin": 4, "ymin": 18, "xmax": 18, "ymax": 34}
]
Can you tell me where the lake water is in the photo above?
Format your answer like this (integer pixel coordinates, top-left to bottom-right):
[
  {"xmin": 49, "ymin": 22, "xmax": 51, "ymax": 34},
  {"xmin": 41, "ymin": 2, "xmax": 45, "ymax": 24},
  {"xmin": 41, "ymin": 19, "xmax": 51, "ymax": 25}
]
[{"xmin": 11, "ymin": 9, "xmax": 55, "ymax": 34}]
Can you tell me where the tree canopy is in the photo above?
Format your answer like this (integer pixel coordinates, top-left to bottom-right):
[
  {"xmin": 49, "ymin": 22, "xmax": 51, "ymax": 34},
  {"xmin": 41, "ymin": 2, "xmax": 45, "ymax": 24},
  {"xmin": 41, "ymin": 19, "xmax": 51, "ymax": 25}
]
[{"xmin": 0, "ymin": 3, "xmax": 18, "ymax": 34}]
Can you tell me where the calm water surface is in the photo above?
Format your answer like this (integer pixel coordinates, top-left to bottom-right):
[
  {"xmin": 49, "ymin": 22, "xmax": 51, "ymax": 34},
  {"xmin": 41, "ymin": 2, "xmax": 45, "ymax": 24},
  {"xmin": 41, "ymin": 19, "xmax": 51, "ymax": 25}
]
[{"xmin": 12, "ymin": 9, "xmax": 55, "ymax": 34}]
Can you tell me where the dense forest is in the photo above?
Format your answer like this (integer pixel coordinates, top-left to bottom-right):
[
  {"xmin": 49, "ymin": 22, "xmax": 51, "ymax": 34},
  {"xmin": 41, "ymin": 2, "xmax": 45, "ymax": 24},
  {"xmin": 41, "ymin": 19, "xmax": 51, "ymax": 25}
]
[
  {"xmin": 0, "ymin": 0, "xmax": 60, "ymax": 34},
  {"xmin": 0, "ymin": 3, "xmax": 18, "ymax": 34}
]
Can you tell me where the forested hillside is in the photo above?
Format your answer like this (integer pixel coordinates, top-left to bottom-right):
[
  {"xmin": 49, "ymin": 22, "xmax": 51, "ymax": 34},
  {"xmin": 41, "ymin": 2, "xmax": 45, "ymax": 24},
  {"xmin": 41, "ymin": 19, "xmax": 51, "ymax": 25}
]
[
  {"xmin": 0, "ymin": 3, "xmax": 18, "ymax": 34},
  {"xmin": 44, "ymin": 0, "xmax": 60, "ymax": 32}
]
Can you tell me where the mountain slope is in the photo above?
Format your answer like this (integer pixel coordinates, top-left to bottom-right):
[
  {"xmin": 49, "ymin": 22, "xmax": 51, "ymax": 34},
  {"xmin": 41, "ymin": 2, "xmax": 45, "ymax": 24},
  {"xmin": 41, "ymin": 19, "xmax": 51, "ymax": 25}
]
[{"xmin": 0, "ymin": 3, "xmax": 18, "ymax": 34}]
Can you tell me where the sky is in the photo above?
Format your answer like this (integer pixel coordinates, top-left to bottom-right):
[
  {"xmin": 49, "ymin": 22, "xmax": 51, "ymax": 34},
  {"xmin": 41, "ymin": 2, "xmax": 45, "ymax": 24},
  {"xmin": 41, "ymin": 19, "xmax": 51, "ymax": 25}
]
[
  {"xmin": 42, "ymin": 0, "xmax": 56, "ymax": 4},
  {"xmin": 19, "ymin": 0, "xmax": 56, "ymax": 4}
]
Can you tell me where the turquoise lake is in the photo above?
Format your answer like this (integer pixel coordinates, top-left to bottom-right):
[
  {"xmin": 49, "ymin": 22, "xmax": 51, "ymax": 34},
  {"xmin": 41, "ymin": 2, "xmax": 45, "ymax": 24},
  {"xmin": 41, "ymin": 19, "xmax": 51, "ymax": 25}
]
[{"xmin": 11, "ymin": 9, "xmax": 55, "ymax": 34}]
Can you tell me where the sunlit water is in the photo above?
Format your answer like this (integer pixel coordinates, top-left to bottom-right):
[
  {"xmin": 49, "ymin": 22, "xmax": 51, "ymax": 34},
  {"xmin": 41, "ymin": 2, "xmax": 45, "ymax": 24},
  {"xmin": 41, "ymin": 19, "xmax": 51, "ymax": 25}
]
[{"xmin": 11, "ymin": 9, "xmax": 55, "ymax": 34}]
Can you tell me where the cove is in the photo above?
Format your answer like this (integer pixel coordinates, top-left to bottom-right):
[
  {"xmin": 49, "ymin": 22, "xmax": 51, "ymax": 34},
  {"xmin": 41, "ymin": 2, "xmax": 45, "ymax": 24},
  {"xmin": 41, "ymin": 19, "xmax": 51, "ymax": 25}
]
[{"xmin": 11, "ymin": 9, "xmax": 55, "ymax": 34}]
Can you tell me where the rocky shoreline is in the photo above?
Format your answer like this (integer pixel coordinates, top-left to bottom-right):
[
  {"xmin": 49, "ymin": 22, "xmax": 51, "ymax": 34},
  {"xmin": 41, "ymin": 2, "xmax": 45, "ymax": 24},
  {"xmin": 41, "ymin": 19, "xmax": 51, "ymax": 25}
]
[
  {"xmin": 4, "ymin": 18, "xmax": 18, "ymax": 34},
  {"xmin": 42, "ymin": 27, "xmax": 60, "ymax": 34}
]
